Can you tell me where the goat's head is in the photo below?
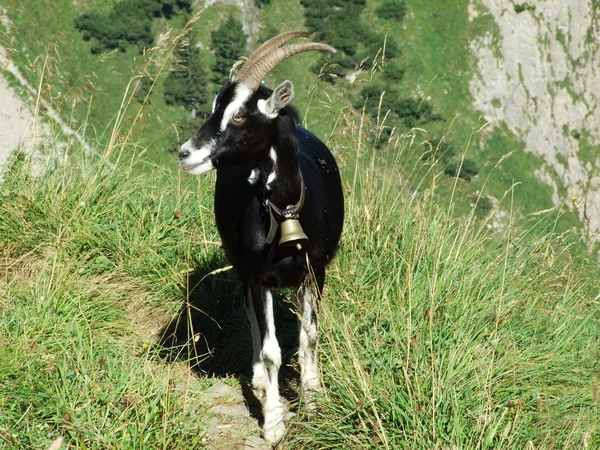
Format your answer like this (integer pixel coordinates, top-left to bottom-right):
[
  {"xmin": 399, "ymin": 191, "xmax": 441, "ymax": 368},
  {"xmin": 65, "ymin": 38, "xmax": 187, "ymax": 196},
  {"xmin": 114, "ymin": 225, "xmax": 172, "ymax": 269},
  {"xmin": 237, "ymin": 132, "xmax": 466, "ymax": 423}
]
[{"xmin": 178, "ymin": 31, "xmax": 335, "ymax": 175}]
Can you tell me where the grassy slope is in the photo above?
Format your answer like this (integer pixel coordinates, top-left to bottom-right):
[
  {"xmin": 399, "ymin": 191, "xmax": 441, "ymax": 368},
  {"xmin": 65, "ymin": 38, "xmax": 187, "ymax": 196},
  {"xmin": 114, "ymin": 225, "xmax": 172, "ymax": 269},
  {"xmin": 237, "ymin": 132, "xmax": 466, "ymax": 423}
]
[
  {"xmin": 1, "ymin": 121, "xmax": 599, "ymax": 448},
  {"xmin": 3, "ymin": 0, "xmax": 584, "ymax": 238},
  {"xmin": 2, "ymin": 0, "xmax": 247, "ymax": 166},
  {"xmin": 1, "ymin": 0, "xmax": 341, "ymax": 168}
]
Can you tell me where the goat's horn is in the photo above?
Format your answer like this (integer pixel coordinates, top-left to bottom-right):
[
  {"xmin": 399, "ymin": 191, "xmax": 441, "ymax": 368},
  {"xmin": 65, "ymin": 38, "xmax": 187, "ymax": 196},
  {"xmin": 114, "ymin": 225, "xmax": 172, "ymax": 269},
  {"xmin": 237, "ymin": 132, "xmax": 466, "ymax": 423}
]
[
  {"xmin": 239, "ymin": 43, "xmax": 336, "ymax": 90},
  {"xmin": 237, "ymin": 31, "xmax": 310, "ymax": 81}
]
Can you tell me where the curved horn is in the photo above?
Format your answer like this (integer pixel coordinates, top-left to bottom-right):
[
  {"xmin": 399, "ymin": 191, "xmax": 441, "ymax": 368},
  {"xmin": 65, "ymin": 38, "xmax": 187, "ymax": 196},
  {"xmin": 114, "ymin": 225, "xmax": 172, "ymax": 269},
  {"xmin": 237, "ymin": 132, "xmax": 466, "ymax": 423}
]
[
  {"xmin": 236, "ymin": 31, "xmax": 310, "ymax": 81},
  {"xmin": 241, "ymin": 43, "xmax": 336, "ymax": 90}
]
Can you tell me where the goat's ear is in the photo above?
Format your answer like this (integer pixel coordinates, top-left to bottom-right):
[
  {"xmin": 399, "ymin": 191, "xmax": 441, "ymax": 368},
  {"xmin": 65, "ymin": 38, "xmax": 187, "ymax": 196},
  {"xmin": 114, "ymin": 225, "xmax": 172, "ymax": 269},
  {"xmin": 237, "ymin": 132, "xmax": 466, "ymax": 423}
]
[{"xmin": 264, "ymin": 80, "xmax": 294, "ymax": 116}]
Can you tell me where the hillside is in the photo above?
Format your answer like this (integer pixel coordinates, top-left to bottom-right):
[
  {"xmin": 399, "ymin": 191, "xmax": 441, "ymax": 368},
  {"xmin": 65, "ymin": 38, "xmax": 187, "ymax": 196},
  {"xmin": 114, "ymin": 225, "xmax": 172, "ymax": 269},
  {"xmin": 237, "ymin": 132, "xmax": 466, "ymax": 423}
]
[
  {"xmin": 1, "ymin": 2, "xmax": 600, "ymax": 448},
  {"xmin": 1, "ymin": 0, "xmax": 599, "ymax": 262},
  {"xmin": 469, "ymin": 0, "xmax": 600, "ymax": 254}
]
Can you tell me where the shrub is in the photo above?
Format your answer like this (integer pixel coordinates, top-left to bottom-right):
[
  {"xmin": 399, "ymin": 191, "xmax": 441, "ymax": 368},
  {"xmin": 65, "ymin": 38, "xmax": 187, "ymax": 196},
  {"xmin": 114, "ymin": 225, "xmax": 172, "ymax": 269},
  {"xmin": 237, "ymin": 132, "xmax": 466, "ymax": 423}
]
[
  {"xmin": 376, "ymin": 0, "xmax": 407, "ymax": 21},
  {"xmin": 395, "ymin": 98, "xmax": 442, "ymax": 128},
  {"xmin": 75, "ymin": 0, "xmax": 192, "ymax": 54},
  {"xmin": 445, "ymin": 159, "xmax": 479, "ymax": 181},
  {"xmin": 163, "ymin": 44, "xmax": 211, "ymax": 116}
]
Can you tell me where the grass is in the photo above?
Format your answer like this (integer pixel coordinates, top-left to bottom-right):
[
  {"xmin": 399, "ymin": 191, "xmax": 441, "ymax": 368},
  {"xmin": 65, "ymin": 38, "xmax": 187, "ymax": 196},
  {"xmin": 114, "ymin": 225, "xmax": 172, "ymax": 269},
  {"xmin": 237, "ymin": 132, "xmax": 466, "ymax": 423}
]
[
  {"xmin": 285, "ymin": 156, "xmax": 600, "ymax": 448},
  {"xmin": 0, "ymin": 148, "xmax": 224, "ymax": 448},
  {"xmin": 1, "ymin": 94, "xmax": 599, "ymax": 448}
]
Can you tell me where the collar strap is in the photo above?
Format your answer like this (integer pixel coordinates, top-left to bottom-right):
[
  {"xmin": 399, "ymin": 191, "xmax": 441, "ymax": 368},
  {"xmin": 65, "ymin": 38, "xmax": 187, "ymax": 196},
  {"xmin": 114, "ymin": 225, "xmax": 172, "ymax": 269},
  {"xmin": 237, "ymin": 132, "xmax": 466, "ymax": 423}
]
[{"xmin": 265, "ymin": 173, "xmax": 305, "ymax": 245}]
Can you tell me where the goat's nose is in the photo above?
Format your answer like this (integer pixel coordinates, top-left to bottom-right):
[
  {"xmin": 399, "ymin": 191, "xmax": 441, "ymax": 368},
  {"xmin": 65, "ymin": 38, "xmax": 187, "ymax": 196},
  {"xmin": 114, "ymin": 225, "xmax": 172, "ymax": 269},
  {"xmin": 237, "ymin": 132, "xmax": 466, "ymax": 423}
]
[{"xmin": 178, "ymin": 148, "xmax": 190, "ymax": 160}]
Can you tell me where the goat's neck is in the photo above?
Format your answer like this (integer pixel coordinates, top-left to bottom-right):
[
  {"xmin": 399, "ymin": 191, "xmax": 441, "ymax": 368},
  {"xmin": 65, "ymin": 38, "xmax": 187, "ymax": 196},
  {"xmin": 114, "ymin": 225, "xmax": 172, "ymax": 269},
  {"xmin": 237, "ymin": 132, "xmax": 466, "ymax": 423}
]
[{"xmin": 258, "ymin": 139, "xmax": 302, "ymax": 209}]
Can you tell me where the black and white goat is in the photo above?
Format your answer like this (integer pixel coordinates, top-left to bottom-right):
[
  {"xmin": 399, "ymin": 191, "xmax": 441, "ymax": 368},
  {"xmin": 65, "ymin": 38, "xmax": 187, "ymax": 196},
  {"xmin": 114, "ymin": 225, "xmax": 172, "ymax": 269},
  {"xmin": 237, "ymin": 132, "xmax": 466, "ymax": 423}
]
[{"xmin": 178, "ymin": 31, "xmax": 344, "ymax": 443}]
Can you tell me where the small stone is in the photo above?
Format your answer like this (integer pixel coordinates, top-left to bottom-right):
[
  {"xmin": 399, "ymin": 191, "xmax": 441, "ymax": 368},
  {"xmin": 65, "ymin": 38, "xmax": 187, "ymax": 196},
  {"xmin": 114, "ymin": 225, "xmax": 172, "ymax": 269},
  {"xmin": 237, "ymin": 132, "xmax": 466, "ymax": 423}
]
[
  {"xmin": 244, "ymin": 435, "xmax": 271, "ymax": 450},
  {"xmin": 205, "ymin": 381, "xmax": 245, "ymax": 403},
  {"xmin": 209, "ymin": 403, "xmax": 251, "ymax": 420}
]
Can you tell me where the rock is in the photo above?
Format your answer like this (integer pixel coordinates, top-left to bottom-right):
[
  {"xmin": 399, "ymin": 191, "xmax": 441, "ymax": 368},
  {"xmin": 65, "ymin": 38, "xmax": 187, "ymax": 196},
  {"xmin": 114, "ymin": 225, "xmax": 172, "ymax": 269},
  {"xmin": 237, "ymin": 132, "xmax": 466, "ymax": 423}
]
[
  {"xmin": 469, "ymin": 0, "xmax": 600, "ymax": 254},
  {"xmin": 209, "ymin": 403, "xmax": 251, "ymax": 420},
  {"xmin": 205, "ymin": 381, "xmax": 246, "ymax": 403},
  {"xmin": 200, "ymin": 381, "xmax": 267, "ymax": 449},
  {"xmin": 244, "ymin": 435, "xmax": 271, "ymax": 450}
]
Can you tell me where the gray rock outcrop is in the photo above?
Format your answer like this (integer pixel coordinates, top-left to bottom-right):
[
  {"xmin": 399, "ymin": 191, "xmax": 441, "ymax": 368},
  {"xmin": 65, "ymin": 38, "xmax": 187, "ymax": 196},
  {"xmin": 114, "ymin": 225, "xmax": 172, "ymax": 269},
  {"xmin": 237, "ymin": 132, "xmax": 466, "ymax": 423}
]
[{"xmin": 469, "ymin": 0, "xmax": 600, "ymax": 254}]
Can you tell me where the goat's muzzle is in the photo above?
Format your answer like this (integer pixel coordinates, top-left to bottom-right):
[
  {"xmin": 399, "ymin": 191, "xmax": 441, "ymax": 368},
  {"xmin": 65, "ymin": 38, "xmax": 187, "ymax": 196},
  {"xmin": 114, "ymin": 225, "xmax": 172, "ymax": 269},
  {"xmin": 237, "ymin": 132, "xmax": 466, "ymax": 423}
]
[{"xmin": 178, "ymin": 148, "xmax": 190, "ymax": 161}]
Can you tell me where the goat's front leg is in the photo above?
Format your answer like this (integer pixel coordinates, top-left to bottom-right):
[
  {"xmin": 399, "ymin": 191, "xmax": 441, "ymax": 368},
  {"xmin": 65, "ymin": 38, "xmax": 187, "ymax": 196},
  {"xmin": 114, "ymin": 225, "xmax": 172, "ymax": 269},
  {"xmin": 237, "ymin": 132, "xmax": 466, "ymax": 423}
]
[{"xmin": 248, "ymin": 283, "xmax": 285, "ymax": 444}]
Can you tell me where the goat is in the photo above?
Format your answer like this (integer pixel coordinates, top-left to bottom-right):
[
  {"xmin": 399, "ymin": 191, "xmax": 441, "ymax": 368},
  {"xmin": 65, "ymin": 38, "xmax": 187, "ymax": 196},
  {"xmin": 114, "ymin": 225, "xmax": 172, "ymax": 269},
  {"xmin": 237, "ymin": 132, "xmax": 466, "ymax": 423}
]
[{"xmin": 177, "ymin": 31, "xmax": 344, "ymax": 444}]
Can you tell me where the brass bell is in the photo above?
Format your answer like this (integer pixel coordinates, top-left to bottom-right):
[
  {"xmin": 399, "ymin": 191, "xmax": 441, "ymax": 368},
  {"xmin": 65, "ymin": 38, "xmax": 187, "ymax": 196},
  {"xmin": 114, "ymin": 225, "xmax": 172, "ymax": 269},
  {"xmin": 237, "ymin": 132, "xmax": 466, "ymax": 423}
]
[{"xmin": 278, "ymin": 218, "xmax": 309, "ymax": 248}]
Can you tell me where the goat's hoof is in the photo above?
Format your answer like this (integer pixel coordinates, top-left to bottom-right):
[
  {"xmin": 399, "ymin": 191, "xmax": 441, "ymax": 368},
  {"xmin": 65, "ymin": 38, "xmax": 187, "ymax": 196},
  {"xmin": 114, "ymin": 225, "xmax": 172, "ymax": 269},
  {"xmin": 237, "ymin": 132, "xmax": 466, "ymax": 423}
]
[
  {"xmin": 303, "ymin": 397, "xmax": 318, "ymax": 411},
  {"xmin": 263, "ymin": 408, "xmax": 286, "ymax": 444}
]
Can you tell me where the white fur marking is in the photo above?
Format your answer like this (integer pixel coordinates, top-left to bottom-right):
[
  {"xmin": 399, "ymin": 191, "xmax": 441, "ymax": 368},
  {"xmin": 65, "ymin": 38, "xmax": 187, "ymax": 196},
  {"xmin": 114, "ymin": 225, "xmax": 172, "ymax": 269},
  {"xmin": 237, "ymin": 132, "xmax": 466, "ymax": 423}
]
[
  {"xmin": 184, "ymin": 159, "xmax": 214, "ymax": 175},
  {"xmin": 257, "ymin": 98, "xmax": 278, "ymax": 119},
  {"xmin": 246, "ymin": 291, "xmax": 267, "ymax": 395},
  {"xmin": 247, "ymin": 167, "xmax": 260, "ymax": 185},
  {"xmin": 211, "ymin": 95, "xmax": 217, "ymax": 113},
  {"xmin": 266, "ymin": 147, "xmax": 277, "ymax": 189},
  {"xmin": 269, "ymin": 147, "xmax": 277, "ymax": 165},
  {"xmin": 220, "ymin": 83, "xmax": 253, "ymax": 131},
  {"xmin": 179, "ymin": 139, "xmax": 215, "ymax": 175},
  {"xmin": 261, "ymin": 289, "xmax": 285, "ymax": 444}
]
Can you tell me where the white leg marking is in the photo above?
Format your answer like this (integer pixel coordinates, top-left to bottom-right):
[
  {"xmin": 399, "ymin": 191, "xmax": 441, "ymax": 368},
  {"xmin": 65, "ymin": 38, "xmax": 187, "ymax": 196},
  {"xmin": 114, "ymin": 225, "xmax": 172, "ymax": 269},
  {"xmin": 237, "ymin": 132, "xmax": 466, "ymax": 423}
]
[
  {"xmin": 298, "ymin": 283, "xmax": 321, "ymax": 401},
  {"xmin": 261, "ymin": 290, "xmax": 286, "ymax": 444},
  {"xmin": 245, "ymin": 293, "xmax": 266, "ymax": 397}
]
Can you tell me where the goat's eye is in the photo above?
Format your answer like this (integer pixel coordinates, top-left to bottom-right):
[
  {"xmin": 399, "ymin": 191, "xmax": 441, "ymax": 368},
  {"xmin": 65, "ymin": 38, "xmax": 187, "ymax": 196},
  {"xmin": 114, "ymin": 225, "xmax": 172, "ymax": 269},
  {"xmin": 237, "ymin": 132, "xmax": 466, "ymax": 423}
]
[{"xmin": 230, "ymin": 114, "xmax": 246, "ymax": 125}]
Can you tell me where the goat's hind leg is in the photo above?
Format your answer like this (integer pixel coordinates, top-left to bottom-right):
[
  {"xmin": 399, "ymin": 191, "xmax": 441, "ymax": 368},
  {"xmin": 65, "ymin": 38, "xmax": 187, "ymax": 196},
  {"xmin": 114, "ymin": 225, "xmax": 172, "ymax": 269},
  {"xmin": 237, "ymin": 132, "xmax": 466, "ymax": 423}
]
[
  {"xmin": 298, "ymin": 267, "xmax": 324, "ymax": 403},
  {"xmin": 245, "ymin": 287, "xmax": 267, "ymax": 398},
  {"xmin": 248, "ymin": 282, "xmax": 286, "ymax": 444}
]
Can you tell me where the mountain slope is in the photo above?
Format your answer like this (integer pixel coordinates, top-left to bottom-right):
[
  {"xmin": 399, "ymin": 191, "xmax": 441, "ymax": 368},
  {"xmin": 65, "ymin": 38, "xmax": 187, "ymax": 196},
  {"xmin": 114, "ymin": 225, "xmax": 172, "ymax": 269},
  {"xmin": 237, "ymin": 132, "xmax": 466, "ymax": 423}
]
[
  {"xmin": 1, "ymin": 123, "xmax": 599, "ymax": 448},
  {"xmin": 1, "ymin": 0, "xmax": 598, "ymax": 253},
  {"xmin": 1, "ymin": 1, "xmax": 600, "ymax": 448}
]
